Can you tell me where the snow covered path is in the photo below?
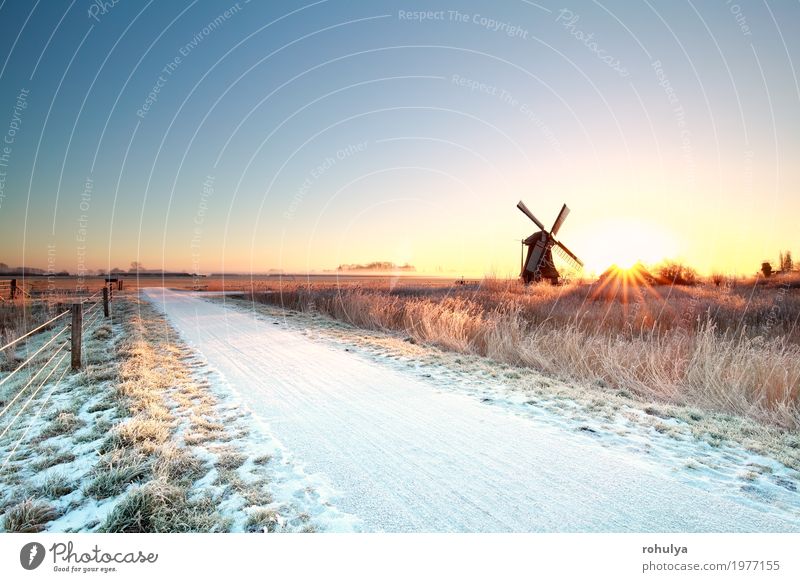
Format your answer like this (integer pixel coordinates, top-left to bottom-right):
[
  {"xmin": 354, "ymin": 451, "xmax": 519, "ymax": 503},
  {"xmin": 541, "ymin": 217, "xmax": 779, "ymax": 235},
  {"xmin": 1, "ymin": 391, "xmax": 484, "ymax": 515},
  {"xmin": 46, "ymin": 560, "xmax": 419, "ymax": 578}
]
[{"xmin": 143, "ymin": 289, "xmax": 799, "ymax": 532}]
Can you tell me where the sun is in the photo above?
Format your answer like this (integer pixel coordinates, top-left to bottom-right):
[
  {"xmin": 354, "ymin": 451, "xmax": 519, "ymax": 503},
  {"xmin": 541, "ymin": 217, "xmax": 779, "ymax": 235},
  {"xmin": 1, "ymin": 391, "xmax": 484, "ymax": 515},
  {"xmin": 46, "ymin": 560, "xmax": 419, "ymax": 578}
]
[
  {"xmin": 614, "ymin": 254, "xmax": 641, "ymax": 271},
  {"xmin": 576, "ymin": 219, "xmax": 678, "ymax": 274}
]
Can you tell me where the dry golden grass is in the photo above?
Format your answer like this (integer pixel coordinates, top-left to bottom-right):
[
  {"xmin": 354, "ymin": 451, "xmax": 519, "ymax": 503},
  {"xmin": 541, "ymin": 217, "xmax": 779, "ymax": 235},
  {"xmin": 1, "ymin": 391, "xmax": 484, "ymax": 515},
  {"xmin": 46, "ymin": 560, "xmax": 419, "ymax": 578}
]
[
  {"xmin": 107, "ymin": 417, "xmax": 171, "ymax": 452},
  {"xmin": 247, "ymin": 274, "xmax": 800, "ymax": 428}
]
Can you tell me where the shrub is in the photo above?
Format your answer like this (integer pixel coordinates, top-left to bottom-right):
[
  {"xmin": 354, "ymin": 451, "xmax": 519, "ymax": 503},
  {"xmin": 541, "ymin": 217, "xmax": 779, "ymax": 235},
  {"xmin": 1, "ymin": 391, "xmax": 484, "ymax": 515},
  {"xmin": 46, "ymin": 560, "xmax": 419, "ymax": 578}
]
[{"xmin": 656, "ymin": 261, "xmax": 698, "ymax": 286}]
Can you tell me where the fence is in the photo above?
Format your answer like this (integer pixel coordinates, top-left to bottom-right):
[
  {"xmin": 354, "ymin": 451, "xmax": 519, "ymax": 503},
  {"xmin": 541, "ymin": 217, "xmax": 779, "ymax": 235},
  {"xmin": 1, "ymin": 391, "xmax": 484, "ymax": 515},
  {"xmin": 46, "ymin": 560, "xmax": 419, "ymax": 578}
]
[
  {"xmin": 0, "ymin": 279, "xmax": 22, "ymax": 301},
  {"xmin": 0, "ymin": 288, "xmax": 112, "ymax": 467},
  {"xmin": 0, "ymin": 277, "xmax": 123, "ymax": 301}
]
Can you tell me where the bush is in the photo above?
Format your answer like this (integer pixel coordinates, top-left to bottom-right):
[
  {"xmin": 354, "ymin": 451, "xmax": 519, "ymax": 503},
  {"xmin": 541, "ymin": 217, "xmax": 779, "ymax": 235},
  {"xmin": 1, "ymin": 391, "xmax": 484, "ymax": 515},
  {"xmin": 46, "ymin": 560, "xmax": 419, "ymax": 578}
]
[{"xmin": 656, "ymin": 261, "xmax": 698, "ymax": 286}]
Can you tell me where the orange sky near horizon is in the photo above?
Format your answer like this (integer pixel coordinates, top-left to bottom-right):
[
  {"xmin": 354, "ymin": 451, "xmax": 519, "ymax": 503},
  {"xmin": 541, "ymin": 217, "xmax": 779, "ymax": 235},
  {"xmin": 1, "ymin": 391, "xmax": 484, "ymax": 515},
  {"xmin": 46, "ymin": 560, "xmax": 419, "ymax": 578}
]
[{"xmin": 0, "ymin": 1, "xmax": 798, "ymax": 280}]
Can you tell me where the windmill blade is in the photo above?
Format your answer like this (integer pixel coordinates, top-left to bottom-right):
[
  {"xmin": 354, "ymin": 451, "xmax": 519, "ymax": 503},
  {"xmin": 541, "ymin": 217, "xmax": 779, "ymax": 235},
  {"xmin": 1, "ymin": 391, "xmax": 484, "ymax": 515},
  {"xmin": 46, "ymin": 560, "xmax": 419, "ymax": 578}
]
[
  {"xmin": 554, "ymin": 240, "xmax": 584, "ymax": 267},
  {"xmin": 550, "ymin": 204, "xmax": 570, "ymax": 236},
  {"xmin": 516, "ymin": 200, "xmax": 546, "ymax": 231}
]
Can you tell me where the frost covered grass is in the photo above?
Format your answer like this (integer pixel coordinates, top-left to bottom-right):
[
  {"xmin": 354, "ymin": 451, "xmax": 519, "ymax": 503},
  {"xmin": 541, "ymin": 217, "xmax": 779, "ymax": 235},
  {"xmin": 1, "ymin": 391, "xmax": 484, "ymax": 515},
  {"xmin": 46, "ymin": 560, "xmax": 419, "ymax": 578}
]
[
  {"xmin": 245, "ymin": 507, "xmax": 281, "ymax": 533},
  {"xmin": 246, "ymin": 275, "xmax": 800, "ymax": 429},
  {"xmin": 91, "ymin": 302, "xmax": 234, "ymax": 532},
  {"xmin": 99, "ymin": 479, "xmax": 222, "ymax": 533},
  {"xmin": 91, "ymin": 297, "xmax": 335, "ymax": 532},
  {"xmin": 0, "ymin": 297, "xmax": 129, "ymax": 532},
  {"xmin": 1, "ymin": 294, "xmax": 332, "ymax": 533},
  {"xmin": 38, "ymin": 411, "xmax": 84, "ymax": 440},
  {"xmin": 85, "ymin": 448, "xmax": 151, "ymax": 499},
  {"xmin": 2, "ymin": 498, "xmax": 58, "ymax": 532}
]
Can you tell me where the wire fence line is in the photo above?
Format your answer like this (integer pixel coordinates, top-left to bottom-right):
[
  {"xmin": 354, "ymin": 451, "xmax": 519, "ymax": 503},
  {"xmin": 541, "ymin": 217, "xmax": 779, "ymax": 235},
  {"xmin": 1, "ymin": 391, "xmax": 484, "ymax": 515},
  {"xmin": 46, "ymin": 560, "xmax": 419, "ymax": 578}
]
[
  {"xmin": 0, "ymin": 287, "xmax": 104, "ymax": 353},
  {"xmin": 0, "ymin": 351, "xmax": 69, "ymax": 442},
  {"xmin": 0, "ymin": 361, "xmax": 71, "ymax": 470},
  {"xmin": 82, "ymin": 307, "xmax": 105, "ymax": 331},
  {"xmin": 0, "ymin": 340, "xmax": 69, "ymax": 421},
  {"xmin": 0, "ymin": 288, "xmax": 114, "ymax": 456},
  {"xmin": 0, "ymin": 310, "xmax": 70, "ymax": 354},
  {"xmin": 0, "ymin": 326, "xmax": 70, "ymax": 391},
  {"xmin": 82, "ymin": 298, "xmax": 103, "ymax": 320}
]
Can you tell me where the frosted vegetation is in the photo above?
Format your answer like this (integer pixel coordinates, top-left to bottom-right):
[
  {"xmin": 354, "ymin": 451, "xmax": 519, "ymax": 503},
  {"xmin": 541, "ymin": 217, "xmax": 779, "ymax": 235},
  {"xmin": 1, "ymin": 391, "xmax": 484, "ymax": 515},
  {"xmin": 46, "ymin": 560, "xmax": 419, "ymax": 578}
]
[
  {"xmin": 0, "ymin": 298, "xmax": 345, "ymax": 532},
  {"xmin": 244, "ymin": 274, "xmax": 800, "ymax": 429}
]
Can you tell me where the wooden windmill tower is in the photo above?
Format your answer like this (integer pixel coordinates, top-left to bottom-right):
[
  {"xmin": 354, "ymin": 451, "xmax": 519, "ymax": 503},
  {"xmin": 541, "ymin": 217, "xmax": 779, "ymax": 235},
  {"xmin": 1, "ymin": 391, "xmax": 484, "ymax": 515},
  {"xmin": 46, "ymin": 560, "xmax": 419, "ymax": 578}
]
[{"xmin": 517, "ymin": 200, "xmax": 583, "ymax": 284}]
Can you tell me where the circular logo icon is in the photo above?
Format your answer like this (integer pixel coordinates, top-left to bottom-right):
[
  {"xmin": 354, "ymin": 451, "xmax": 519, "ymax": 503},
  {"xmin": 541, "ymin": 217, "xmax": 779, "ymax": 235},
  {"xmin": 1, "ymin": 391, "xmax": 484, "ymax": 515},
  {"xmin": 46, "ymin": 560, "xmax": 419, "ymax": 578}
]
[{"xmin": 20, "ymin": 542, "xmax": 46, "ymax": 570}]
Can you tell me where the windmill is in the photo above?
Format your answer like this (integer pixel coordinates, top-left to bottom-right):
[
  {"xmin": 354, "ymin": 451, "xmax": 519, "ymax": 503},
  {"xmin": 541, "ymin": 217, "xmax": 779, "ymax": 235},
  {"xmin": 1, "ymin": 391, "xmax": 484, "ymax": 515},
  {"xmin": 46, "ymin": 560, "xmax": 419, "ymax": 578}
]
[{"xmin": 517, "ymin": 200, "xmax": 583, "ymax": 284}]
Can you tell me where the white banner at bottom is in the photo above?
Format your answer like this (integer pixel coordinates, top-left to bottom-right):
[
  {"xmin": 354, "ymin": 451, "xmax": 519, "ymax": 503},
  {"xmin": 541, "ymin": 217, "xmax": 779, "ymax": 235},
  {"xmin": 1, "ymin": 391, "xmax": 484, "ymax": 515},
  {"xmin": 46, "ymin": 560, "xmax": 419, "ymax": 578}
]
[{"xmin": 1, "ymin": 533, "xmax": 798, "ymax": 581}]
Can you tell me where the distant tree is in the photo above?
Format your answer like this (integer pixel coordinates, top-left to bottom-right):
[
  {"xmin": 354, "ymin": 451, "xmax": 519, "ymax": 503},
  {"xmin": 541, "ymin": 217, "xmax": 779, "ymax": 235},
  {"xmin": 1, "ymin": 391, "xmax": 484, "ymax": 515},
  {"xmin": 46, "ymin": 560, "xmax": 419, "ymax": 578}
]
[
  {"xmin": 682, "ymin": 267, "xmax": 698, "ymax": 286},
  {"xmin": 761, "ymin": 262, "xmax": 773, "ymax": 278},
  {"xmin": 656, "ymin": 261, "xmax": 698, "ymax": 286},
  {"xmin": 780, "ymin": 250, "xmax": 793, "ymax": 272},
  {"xmin": 130, "ymin": 261, "xmax": 143, "ymax": 273},
  {"xmin": 0, "ymin": 262, "xmax": 7, "ymax": 270},
  {"xmin": 110, "ymin": 267, "xmax": 125, "ymax": 274}
]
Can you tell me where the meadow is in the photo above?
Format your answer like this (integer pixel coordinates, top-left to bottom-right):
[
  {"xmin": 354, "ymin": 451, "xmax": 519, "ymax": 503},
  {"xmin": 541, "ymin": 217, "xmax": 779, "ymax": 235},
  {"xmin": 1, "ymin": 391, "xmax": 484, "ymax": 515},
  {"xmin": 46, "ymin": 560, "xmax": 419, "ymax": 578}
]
[
  {"xmin": 243, "ymin": 272, "xmax": 800, "ymax": 429},
  {"xmin": 3, "ymin": 271, "xmax": 799, "ymax": 429},
  {"xmin": 3, "ymin": 271, "xmax": 799, "ymax": 533}
]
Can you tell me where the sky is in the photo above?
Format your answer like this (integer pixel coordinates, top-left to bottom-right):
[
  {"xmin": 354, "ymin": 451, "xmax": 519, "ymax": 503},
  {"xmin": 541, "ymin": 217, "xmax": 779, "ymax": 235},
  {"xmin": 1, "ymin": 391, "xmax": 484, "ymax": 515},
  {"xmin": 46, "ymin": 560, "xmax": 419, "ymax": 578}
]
[{"xmin": 0, "ymin": 0, "xmax": 798, "ymax": 277}]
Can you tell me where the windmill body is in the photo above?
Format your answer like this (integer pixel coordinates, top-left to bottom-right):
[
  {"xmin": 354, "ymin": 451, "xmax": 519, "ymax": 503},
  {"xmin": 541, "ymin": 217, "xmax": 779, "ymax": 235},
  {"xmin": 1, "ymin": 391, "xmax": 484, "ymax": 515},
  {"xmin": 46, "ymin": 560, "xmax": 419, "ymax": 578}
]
[{"xmin": 517, "ymin": 200, "xmax": 584, "ymax": 284}]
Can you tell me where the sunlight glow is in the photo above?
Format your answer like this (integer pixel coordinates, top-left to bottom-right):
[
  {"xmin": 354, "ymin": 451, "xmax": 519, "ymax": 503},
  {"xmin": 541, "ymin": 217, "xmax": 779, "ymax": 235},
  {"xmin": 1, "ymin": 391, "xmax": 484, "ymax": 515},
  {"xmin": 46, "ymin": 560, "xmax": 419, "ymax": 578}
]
[{"xmin": 575, "ymin": 219, "xmax": 679, "ymax": 275}]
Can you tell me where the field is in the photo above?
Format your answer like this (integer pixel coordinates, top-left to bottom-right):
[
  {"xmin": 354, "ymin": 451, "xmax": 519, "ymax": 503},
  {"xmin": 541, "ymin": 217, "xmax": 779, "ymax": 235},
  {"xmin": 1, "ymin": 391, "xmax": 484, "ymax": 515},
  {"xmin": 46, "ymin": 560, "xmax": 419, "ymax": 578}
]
[
  {"xmin": 2, "ymin": 272, "xmax": 800, "ymax": 533},
  {"xmin": 5, "ymin": 272, "xmax": 800, "ymax": 430},
  {"xmin": 240, "ymin": 272, "xmax": 800, "ymax": 429}
]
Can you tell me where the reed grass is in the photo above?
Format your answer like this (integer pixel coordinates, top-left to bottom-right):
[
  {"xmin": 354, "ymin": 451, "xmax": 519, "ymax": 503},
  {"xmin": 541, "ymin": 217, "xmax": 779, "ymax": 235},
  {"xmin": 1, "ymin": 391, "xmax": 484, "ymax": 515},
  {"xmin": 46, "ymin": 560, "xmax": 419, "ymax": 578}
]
[{"xmin": 246, "ymin": 274, "xmax": 800, "ymax": 428}]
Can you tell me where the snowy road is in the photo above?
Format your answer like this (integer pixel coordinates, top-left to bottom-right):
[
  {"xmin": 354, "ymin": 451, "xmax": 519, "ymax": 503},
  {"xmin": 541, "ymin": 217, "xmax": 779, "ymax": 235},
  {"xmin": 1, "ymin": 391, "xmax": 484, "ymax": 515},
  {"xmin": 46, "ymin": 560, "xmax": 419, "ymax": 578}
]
[{"xmin": 143, "ymin": 289, "xmax": 799, "ymax": 532}]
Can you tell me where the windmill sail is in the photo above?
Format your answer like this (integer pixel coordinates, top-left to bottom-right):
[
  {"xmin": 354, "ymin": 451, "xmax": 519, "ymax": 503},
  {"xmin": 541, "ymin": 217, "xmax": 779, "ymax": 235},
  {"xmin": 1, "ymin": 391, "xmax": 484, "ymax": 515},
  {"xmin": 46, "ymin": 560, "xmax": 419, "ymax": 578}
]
[
  {"xmin": 552, "ymin": 245, "xmax": 582, "ymax": 272},
  {"xmin": 550, "ymin": 204, "xmax": 570, "ymax": 236},
  {"xmin": 517, "ymin": 201, "xmax": 546, "ymax": 231},
  {"xmin": 554, "ymin": 240, "xmax": 583, "ymax": 267}
]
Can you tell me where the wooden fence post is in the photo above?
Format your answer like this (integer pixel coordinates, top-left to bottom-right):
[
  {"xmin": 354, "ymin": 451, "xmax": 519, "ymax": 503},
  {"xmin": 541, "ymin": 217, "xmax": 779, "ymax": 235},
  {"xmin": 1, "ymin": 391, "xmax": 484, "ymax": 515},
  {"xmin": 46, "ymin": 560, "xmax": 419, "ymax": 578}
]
[
  {"xmin": 71, "ymin": 303, "xmax": 82, "ymax": 370},
  {"xmin": 10, "ymin": 279, "xmax": 16, "ymax": 300},
  {"xmin": 103, "ymin": 286, "xmax": 109, "ymax": 317}
]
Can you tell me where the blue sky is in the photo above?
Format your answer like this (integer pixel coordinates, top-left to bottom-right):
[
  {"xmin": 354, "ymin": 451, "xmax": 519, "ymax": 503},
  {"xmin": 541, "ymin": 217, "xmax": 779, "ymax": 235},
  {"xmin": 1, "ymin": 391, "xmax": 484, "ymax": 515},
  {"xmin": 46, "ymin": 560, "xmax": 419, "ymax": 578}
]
[{"xmin": 0, "ymin": 0, "xmax": 798, "ymax": 276}]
